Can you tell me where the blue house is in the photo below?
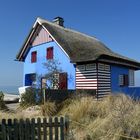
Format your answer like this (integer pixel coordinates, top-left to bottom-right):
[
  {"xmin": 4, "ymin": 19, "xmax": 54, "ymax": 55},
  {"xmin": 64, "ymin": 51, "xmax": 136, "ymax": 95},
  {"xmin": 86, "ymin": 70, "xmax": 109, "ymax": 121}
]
[{"xmin": 16, "ymin": 17, "xmax": 140, "ymax": 98}]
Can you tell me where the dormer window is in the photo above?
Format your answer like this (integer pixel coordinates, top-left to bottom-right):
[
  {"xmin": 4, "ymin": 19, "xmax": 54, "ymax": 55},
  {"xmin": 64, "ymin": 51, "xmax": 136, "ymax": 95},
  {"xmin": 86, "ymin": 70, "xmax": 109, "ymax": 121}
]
[
  {"xmin": 47, "ymin": 47, "xmax": 53, "ymax": 59},
  {"xmin": 31, "ymin": 51, "xmax": 37, "ymax": 63}
]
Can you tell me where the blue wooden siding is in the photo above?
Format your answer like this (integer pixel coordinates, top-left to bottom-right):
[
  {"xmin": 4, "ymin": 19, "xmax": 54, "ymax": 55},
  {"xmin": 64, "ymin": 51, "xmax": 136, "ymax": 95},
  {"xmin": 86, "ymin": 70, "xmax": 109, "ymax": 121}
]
[
  {"xmin": 23, "ymin": 41, "xmax": 75, "ymax": 89},
  {"xmin": 125, "ymin": 87, "xmax": 140, "ymax": 99},
  {"xmin": 111, "ymin": 65, "xmax": 129, "ymax": 93}
]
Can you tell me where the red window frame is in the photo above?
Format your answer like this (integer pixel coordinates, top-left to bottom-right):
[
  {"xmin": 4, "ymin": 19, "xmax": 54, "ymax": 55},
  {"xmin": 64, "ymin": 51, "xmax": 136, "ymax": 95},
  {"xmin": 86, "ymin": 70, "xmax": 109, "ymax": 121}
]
[
  {"xmin": 31, "ymin": 51, "xmax": 37, "ymax": 63},
  {"xmin": 47, "ymin": 47, "xmax": 53, "ymax": 59}
]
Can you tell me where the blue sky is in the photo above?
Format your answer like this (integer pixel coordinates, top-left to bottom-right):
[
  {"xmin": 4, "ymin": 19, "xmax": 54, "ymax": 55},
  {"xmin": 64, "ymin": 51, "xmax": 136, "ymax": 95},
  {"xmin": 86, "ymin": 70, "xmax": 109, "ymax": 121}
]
[{"xmin": 0, "ymin": 0, "xmax": 140, "ymax": 87}]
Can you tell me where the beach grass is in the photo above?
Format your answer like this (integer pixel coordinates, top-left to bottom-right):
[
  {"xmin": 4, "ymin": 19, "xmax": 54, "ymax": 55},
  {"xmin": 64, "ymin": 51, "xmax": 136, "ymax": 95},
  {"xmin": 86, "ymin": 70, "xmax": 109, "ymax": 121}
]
[{"xmin": 0, "ymin": 93, "xmax": 140, "ymax": 140}]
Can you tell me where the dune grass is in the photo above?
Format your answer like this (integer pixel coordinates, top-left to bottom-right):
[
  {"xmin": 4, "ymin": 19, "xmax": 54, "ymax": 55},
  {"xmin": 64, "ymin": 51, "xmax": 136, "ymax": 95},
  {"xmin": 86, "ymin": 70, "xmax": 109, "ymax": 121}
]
[
  {"xmin": 58, "ymin": 94, "xmax": 140, "ymax": 140},
  {"xmin": 0, "ymin": 93, "xmax": 140, "ymax": 140}
]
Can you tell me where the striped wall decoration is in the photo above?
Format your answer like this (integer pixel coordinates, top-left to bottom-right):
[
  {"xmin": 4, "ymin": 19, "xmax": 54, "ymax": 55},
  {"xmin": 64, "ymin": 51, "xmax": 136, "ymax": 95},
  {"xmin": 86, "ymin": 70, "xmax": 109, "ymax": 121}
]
[
  {"xmin": 76, "ymin": 63, "xmax": 98, "ymax": 89},
  {"xmin": 97, "ymin": 63, "xmax": 111, "ymax": 97},
  {"xmin": 76, "ymin": 63, "xmax": 111, "ymax": 98},
  {"xmin": 32, "ymin": 27, "xmax": 53, "ymax": 46}
]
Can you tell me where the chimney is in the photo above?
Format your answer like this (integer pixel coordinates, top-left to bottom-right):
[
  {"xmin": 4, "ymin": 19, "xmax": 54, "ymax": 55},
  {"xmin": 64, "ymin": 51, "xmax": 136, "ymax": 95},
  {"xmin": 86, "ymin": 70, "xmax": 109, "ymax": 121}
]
[{"xmin": 53, "ymin": 17, "xmax": 64, "ymax": 27}]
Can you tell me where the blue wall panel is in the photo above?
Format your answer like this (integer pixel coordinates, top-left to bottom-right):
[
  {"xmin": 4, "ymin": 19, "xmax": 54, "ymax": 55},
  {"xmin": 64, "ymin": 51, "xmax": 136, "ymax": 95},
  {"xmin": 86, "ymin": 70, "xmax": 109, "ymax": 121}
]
[
  {"xmin": 111, "ymin": 65, "xmax": 129, "ymax": 93},
  {"xmin": 23, "ymin": 41, "xmax": 75, "ymax": 89}
]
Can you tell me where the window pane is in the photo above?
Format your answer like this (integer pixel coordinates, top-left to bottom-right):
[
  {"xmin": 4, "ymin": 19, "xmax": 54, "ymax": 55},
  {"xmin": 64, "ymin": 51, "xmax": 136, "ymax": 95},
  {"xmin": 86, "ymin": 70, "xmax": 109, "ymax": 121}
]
[
  {"xmin": 86, "ymin": 63, "xmax": 96, "ymax": 70},
  {"xmin": 129, "ymin": 70, "xmax": 134, "ymax": 86},
  {"xmin": 31, "ymin": 51, "xmax": 37, "ymax": 63},
  {"xmin": 98, "ymin": 63, "xmax": 105, "ymax": 70},
  {"xmin": 119, "ymin": 75, "xmax": 124, "ymax": 86},
  {"xmin": 47, "ymin": 47, "xmax": 53, "ymax": 59}
]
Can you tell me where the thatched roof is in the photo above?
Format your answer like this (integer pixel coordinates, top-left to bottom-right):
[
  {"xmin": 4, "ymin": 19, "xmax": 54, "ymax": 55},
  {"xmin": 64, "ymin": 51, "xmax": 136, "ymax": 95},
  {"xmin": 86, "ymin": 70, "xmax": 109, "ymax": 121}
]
[{"xmin": 16, "ymin": 17, "xmax": 140, "ymax": 69}]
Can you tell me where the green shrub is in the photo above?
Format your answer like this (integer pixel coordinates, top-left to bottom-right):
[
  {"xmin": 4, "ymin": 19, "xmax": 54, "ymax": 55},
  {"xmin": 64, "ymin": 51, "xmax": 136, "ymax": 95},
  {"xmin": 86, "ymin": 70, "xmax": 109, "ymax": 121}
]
[
  {"xmin": 20, "ymin": 88, "xmax": 43, "ymax": 107},
  {"xmin": 0, "ymin": 91, "xmax": 7, "ymax": 110}
]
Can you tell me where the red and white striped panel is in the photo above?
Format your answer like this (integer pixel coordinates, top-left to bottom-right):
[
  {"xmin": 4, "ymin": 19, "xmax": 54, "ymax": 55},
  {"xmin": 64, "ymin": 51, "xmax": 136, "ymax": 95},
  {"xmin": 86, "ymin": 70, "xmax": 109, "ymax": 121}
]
[
  {"xmin": 76, "ymin": 64, "xmax": 98, "ymax": 89},
  {"xmin": 32, "ymin": 28, "xmax": 53, "ymax": 46},
  {"xmin": 97, "ymin": 63, "xmax": 111, "ymax": 95}
]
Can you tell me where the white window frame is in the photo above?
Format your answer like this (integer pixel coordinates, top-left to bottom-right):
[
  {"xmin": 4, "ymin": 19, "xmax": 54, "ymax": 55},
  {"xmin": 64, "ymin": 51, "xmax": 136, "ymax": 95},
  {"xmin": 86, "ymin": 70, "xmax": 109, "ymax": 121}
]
[
  {"xmin": 129, "ymin": 70, "xmax": 135, "ymax": 86},
  {"xmin": 98, "ymin": 63, "xmax": 105, "ymax": 70},
  {"xmin": 86, "ymin": 63, "xmax": 96, "ymax": 70},
  {"xmin": 119, "ymin": 74, "xmax": 124, "ymax": 86},
  {"xmin": 77, "ymin": 65, "xmax": 85, "ymax": 71}
]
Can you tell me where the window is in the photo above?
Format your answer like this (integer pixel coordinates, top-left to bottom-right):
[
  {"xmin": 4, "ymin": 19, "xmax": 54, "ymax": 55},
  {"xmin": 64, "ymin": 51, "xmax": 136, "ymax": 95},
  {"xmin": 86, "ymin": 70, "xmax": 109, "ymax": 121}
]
[
  {"xmin": 104, "ymin": 64, "xmax": 110, "ymax": 71},
  {"xmin": 31, "ymin": 51, "xmax": 37, "ymax": 63},
  {"xmin": 47, "ymin": 47, "xmax": 53, "ymax": 59},
  {"xmin": 129, "ymin": 70, "xmax": 134, "ymax": 86},
  {"xmin": 119, "ymin": 75, "xmax": 124, "ymax": 86},
  {"xmin": 119, "ymin": 74, "xmax": 128, "ymax": 86},
  {"xmin": 86, "ymin": 63, "xmax": 96, "ymax": 70},
  {"xmin": 77, "ymin": 65, "xmax": 85, "ymax": 71},
  {"xmin": 98, "ymin": 63, "xmax": 105, "ymax": 70}
]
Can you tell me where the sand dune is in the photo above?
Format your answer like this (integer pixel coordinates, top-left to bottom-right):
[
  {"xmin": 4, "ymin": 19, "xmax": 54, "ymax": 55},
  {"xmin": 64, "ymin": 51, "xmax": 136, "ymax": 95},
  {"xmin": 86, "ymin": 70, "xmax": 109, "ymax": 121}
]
[{"xmin": 4, "ymin": 93, "xmax": 19, "ymax": 102}]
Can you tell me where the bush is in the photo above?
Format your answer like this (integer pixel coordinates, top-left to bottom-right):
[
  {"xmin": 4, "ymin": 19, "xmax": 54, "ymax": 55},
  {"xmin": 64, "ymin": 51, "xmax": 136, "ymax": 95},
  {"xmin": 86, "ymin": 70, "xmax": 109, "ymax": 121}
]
[
  {"xmin": 0, "ymin": 91, "xmax": 7, "ymax": 110},
  {"xmin": 20, "ymin": 88, "xmax": 43, "ymax": 107}
]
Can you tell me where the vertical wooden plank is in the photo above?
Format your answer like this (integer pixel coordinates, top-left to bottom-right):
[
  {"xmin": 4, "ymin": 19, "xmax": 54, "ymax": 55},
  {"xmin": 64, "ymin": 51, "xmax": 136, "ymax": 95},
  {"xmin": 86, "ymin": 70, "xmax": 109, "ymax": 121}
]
[
  {"xmin": 60, "ymin": 117, "xmax": 64, "ymax": 140},
  {"xmin": 1, "ymin": 119, "xmax": 6, "ymax": 140},
  {"xmin": 19, "ymin": 119, "xmax": 24, "ymax": 140},
  {"xmin": 13, "ymin": 119, "xmax": 19, "ymax": 140},
  {"xmin": 7, "ymin": 119, "xmax": 12, "ymax": 140},
  {"xmin": 43, "ymin": 118, "xmax": 47, "ymax": 140},
  {"xmin": 37, "ymin": 118, "xmax": 41, "ymax": 140},
  {"xmin": 31, "ymin": 118, "xmax": 35, "ymax": 140},
  {"xmin": 54, "ymin": 117, "xmax": 58, "ymax": 140},
  {"xmin": 49, "ymin": 117, "xmax": 53, "ymax": 140},
  {"xmin": 65, "ymin": 116, "xmax": 70, "ymax": 140},
  {"xmin": 25, "ymin": 118, "xmax": 30, "ymax": 140},
  {"xmin": 65, "ymin": 115, "xmax": 69, "ymax": 138},
  {"xmin": 0, "ymin": 124, "xmax": 1, "ymax": 140}
]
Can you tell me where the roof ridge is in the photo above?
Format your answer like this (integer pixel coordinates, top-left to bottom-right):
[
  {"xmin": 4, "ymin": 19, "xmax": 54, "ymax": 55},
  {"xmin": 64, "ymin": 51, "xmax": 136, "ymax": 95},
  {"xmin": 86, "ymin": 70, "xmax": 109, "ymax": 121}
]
[
  {"xmin": 38, "ymin": 17, "xmax": 99, "ymax": 40},
  {"xmin": 16, "ymin": 17, "xmax": 140, "ymax": 69},
  {"xmin": 38, "ymin": 17, "xmax": 112, "ymax": 52}
]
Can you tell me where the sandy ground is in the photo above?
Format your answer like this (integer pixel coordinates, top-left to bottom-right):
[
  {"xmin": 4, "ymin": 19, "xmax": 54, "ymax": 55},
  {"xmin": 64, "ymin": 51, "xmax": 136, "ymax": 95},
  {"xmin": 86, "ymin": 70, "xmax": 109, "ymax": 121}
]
[
  {"xmin": 4, "ymin": 94, "xmax": 19, "ymax": 101},
  {"xmin": 6, "ymin": 103, "xmax": 20, "ymax": 111},
  {"xmin": 3, "ymin": 94, "xmax": 20, "ymax": 111}
]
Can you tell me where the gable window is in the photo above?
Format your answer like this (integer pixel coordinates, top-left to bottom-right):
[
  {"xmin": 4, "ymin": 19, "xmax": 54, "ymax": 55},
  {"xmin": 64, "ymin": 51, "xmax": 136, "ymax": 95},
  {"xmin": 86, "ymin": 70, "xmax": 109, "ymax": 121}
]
[
  {"xmin": 47, "ymin": 47, "xmax": 53, "ymax": 59},
  {"xmin": 31, "ymin": 51, "xmax": 37, "ymax": 63},
  {"xmin": 119, "ymin": 74, "xmax": 128, "ymax": 86}
]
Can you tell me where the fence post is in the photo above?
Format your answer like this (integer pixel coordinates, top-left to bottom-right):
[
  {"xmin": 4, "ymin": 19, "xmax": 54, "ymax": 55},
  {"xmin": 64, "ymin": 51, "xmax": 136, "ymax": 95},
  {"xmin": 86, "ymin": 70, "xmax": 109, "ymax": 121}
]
[
  {"xmin": 31, "ymin": 118, "xmax": 35, "ymax": 140},
  {"xmin": 19, "ymin": 119, "xmax": 24, "ymax": 140},
  {"xmin": 43, "ymin": 88, "xmax": 46, "ymax": 104},
  {"xmin": 54, "ymin": 117, "xmax": 58, "ymax": 140},
  {"xmin": 37, "ymin": 118, "xmax": 41, "ymax": 140},
  {"xmin": 43, "ymin": 118, "xmax": 47, "ymax": 140},
  {"xmin": 65, "ymin": 115, "xmax": 69, "ymax": 139},
  {"xmin": 60, "ymin": 117, "xmax": 64, "ymax": 140},
  {"xmin": 13, "ymin": 119, "xmax": 18, "ymax": 140},
  {"xmin": 1, "ymin": 119, "xmax": 6, "ymax": 140},
  {"xmin": 7, "ymin": 119, "xmax": 12, "ymax": 139},
  {"xmin": 25, "ymin": 118, "xmax": 30, "ymax": 140},
  {"xmin": 49, "ymin": 117, "xmax": 53, "ymax": 140}
]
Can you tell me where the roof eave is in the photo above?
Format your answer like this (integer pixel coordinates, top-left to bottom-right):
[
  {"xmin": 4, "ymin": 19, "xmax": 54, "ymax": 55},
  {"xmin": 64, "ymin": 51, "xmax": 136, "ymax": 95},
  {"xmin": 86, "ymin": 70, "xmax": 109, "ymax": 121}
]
[
  {"xmin": 98, "ymin": 55, "xmax": 140, "ymax": 70},
  {"xmin": 16, "ymin": 18, "xmax": 41, "ymax": 61}
]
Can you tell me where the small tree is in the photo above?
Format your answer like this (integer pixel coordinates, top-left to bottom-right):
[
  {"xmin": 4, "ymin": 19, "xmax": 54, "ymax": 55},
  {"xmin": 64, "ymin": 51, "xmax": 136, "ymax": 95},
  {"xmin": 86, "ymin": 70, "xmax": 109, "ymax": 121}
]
[{"xmin": 41, "ymin": 59, "xmax": 62, "ymax": 89}]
